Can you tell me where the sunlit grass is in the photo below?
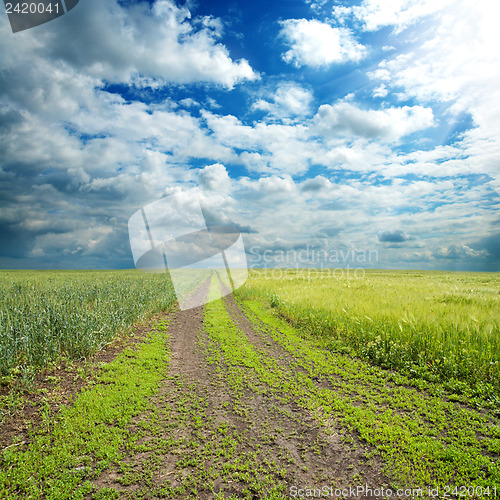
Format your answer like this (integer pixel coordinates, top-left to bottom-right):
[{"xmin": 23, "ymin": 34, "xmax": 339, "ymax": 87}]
[
  {"xmin": 239, "ymin": 269, "xmax": 500, "ymax": 403},
  {"xmin": 236, "ymin": 297, "xmax": 500, "ymax": 490}
]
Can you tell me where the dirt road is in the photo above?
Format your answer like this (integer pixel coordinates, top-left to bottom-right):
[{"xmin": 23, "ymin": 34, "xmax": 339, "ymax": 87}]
[{"xmin": 90, "ymin": 284, "xmax": 389, "ymax": 498}]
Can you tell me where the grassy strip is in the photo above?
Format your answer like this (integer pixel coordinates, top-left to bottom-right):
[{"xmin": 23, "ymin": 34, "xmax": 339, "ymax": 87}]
[
  {"xmin": 239, "ymin": 269, "xmax": 500, "ymax": 403},
  {"xmin": 0, "ymin": 315, "xmax": 172, "ymax": 499},
  {"xmin": 0, "ymin": 270, "xmax": 176, "ymax": 377},
  {"xmin": 236, "ymin": 296, "xmax": 500, "ymax": 491},
  {"xmin": 199, "ymin": 276, "xmax": 291, "ymax": 498}
]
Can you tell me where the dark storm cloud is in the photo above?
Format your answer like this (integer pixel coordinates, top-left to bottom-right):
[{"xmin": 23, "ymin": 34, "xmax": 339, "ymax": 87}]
[
  {"xmin": 0, "ymin": 224, "xmax": 34, "ymax": 259},
  {"xmin": 471, "ymin": 233, "xmax": 500, "ymax": 266}
]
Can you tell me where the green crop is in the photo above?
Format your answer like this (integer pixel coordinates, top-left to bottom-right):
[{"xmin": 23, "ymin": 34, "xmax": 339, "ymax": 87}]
[
  {"xmin": 239, "ymin": 269, "xmax": 500, "ymax": 404},
  {"xmin": 0, "ymin": 270, "xmax": 176, "ymax": 376},
  {"xmin": 0, "ymin": 317, "xmax": 171, "ymax": 499}
]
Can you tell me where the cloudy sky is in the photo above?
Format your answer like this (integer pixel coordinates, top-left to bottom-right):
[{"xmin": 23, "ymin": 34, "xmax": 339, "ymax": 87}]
[{"xmin": 0, "ymin": 0, "xmax": 499, "ymax": 271}]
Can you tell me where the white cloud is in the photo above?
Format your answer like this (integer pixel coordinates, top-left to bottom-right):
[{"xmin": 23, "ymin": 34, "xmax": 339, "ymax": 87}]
[
  {"xmin": 252, "ymin": 83, "xmax": 314, "ymax": 120},
  {"xmin": 0, "ymin": 0, "xmax": 257, "ymax": 88},
  {"xmin": 433, "ymin": 244, "xmax": 489, "ymax": 260},
  {"xmin": 202, "ymin": 99, "xmax": 436, "ymax": 175},
  {"xmin": 238, "ymin": 152, "xmax": 273, "ymax": 174},
  {"xmin": 373, "ymin": 85, "xmax": 388, "ymax": 98},
  {"xmin": 179, "ymin": 98, "xmax": 200, "ymax": 108},
  {"xmin": 313, "ymin": 101, "xmax": 435, "ymax": 140},
  {"xmin": 301, "ymin": 175, "xmax": 333, "ymax": 192},
  {"xmin": 198, "ymin": 163, "xmax": 232, "ymax": 192},
  {"xmin": 239, "ymin": 175, "xmax": 296, "ymax": 197},
  {"xmin": 368, "ymin": 1, "xmax": 500, "ymax": 113},
  {"xmin": 229, "ymin": 170, "xmax": 496, "ymax": 271},
  {"xmin": 351, "ymin": 0, "xmax": 456, "ymax": 32},
  {"xmin": 1, "ymin": 0, "xmax": 497, "ymax": 272},
  {"xmin": 0, "ymin": 0, "xmax": 256, "ymax": 224},
  {"xmin": 202, "ymin": 111, "xmax": 315, "ymax": 175},
  {"xmin": 364, "ymin": 0, "xmax": 500, "ymax": 188},
  {"xmin": 279, "ymin": 19, "xmax": 366, "ymax": 67},
  {"xmin": 31, "ymin": 225, "xmax": 114, "ymax": 258}
]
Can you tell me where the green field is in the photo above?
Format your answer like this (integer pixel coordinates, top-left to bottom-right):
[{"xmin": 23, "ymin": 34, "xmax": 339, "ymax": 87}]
[
  {"xmin": 240, "ymin": 269, "xmax": 500, "ymax": 407},
  {"xmin": 1, "ymin": 269, "xmax": 499, "ymax": 498}
]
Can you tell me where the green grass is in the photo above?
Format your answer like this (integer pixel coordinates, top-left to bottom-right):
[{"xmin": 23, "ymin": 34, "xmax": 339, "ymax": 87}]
[
  {"xmin": 119, "ymin": 371, "xmax": 290, "ymax": 499},
  {"xmin": 0, "ymin": 316, "xmax": 171, "ymax": 499},
  {"xmin": 202, "ymin": 278, "xmax": 500, "ymax": 490},
  {"xmin": 0, "ymin": 270, "xmax": 176, "ymax": 377},
  {"xmin": 239, "ymin": 269, "xmax": 500, "ymax": 404}
]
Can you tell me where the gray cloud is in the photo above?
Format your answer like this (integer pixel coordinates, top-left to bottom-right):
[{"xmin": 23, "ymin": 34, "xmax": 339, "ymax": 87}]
[
  {"xmin": 301, "ymin": 175, "xmax": 331, "ymax": 192},
  {"xmin": 470, "ymin": 233, "xmax": 500, "ymax": 267},
  {"xmin": 379, "ymin": 229, "xmax": 411, "ymax": 243},
  {"xmin": 313, "ymin": 102, "xmax": 434, "ymax": 141}
]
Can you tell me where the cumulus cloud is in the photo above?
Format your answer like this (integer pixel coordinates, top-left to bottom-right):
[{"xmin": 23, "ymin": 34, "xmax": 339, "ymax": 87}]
[
  {"xmin": 433, "ymin": 243, "xmax": 489, "ymax": 260},
  {"xmin": 300, "ymin": 175, "xmax": 332, "ymax": 192},
  {"xmin": 17, "ymin": 0, "xmax": 257, "ymax": 88},
  {"xmin": 373, "ymin": 85, "xmax": 388, "ymax": 98},
  {"xmin": 0, "ymin": 0, "xmax": 259, "ymax": 268},
  {"xmin": 239, "ymin": 175, "xmax": 296, "ymax": 197},
  {"xmin": 31, "ymin": 225, "xmax": 114, "ymax": 258},
  {"xmin": 350, "ymin": 0, "xmax": 456, "ymax": 32},
  {"xmin": 252, "ymin": 83, "xmax": 314, "ymax": 120},
  {"xmin": 198, "ymin": 163, "xmax": 232, "ymax": 192},
  {"xmin": 313, "ymin": 102, "xmax": 435, "ymax": 141},
  {"xmin": 202, "ymin": 111, "xmax": 315, "ymax": 175},
  {"xmin": 279, "ymin": 19, "xmax": 366, "ymax": 67},
  {"xmin": 202, "ymin": 99, "xmax": 436, "ymax": 176}
]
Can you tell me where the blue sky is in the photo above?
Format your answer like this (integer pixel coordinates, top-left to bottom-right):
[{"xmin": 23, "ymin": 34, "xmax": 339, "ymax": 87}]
[{"xmin": 0, "ymin": 0, "xmax": 499, "ymax": 271}]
